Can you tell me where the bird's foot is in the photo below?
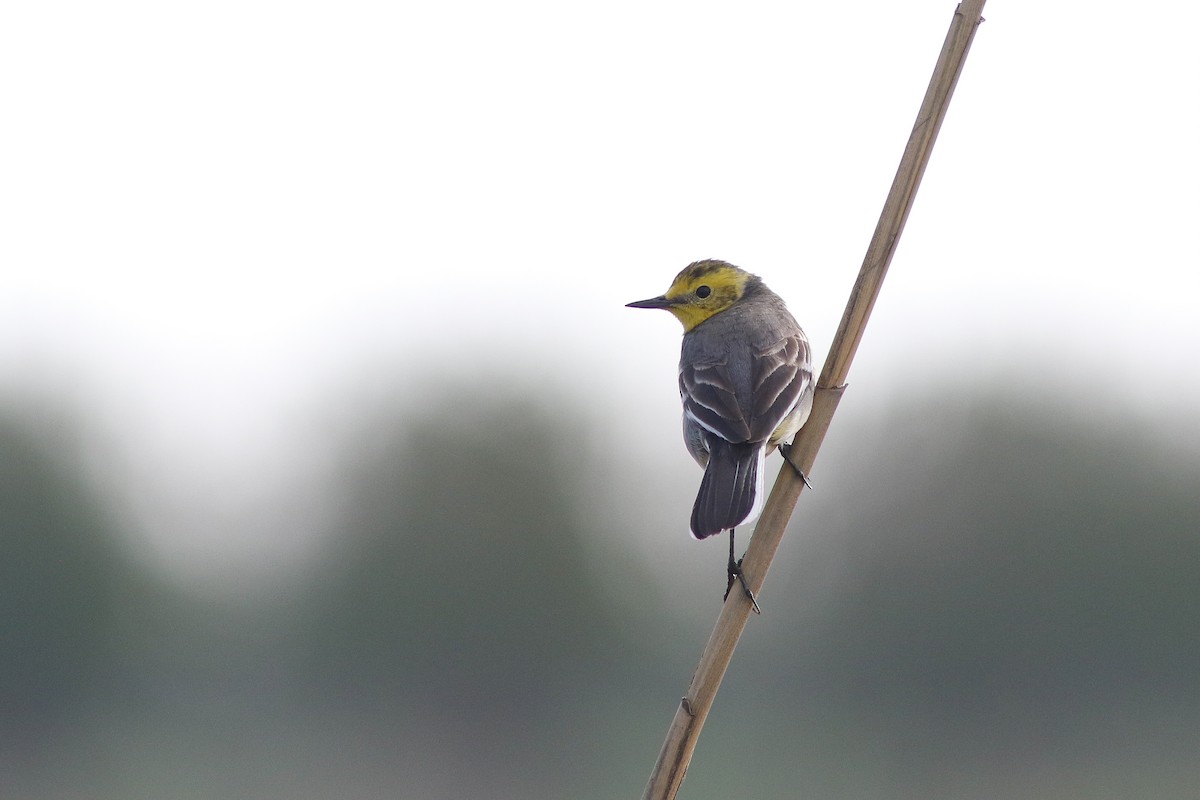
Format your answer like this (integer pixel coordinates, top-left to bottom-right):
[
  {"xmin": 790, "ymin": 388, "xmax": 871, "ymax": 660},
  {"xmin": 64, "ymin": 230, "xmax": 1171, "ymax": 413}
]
[
  {"xmin": 777, "ymin": 442, "xmax": 813, "ymax": 489},
  {"xmin": 724, "ymin": 557, "xmax": 762, "ymax": 615}
]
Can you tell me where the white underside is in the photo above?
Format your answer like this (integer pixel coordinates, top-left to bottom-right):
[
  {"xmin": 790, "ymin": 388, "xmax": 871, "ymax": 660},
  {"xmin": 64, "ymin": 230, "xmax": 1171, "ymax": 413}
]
[{"xmin": 737, "ymin": 446, "xmax": 768, "ymax": 531}]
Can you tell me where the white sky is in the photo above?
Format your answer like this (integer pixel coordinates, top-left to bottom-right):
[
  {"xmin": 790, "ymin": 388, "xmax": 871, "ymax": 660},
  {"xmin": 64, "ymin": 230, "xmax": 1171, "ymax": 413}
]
[{"xmin": 2, "ymin": 2, "xmax": 1198, "ymax": 587}]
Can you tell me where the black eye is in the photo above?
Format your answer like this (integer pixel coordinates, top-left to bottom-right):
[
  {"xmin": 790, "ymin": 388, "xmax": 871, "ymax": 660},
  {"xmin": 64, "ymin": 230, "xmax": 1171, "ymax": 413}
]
[{"xmin": 695, "ymin": 285, "xmax": 712, "ymax": 298}]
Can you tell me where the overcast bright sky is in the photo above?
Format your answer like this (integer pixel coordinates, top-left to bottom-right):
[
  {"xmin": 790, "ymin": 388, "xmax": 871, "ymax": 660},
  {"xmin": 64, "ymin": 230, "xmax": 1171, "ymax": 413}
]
[{"xmin": 3, "ymin": 1, "xmax": 1197, "ymax": 585}]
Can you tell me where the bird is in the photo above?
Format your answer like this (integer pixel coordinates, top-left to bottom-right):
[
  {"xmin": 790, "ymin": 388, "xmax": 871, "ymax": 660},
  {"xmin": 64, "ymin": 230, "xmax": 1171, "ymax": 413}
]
[{"xmin": 627, "ymin": 259, "xmax": 813, "ymax": 611}]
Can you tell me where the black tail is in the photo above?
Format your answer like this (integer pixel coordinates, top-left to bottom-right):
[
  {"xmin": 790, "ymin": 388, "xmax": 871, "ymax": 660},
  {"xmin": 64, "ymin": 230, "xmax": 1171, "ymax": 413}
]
[{"xmin": 690, "ymin": 439, "xmax": 760, "ymax": 539}]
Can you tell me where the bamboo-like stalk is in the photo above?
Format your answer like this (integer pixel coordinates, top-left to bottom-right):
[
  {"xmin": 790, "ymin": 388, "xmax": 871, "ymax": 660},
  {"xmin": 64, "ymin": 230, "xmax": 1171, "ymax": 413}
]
[{"xmin": 641, "ymin": 2, "xmax": 987, "ymax": 797}]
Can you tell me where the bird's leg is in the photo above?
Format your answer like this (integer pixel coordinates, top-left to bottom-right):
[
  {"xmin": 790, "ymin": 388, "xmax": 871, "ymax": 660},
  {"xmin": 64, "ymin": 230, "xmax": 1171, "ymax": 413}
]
[
  {"xmin": 777, "ymin": 442, "xmax": 813, "ymax": 489},
  {"xmin": 724, "ymin": 532, "xmax": 736, "ymax": 599},
  {"xmin": 724, "ymin": 528, "xmax": 762, "ymax": 615}
]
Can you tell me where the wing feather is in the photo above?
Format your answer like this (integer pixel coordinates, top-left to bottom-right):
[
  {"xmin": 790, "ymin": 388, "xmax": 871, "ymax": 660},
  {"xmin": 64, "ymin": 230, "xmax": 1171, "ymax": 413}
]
[
  {"xmin": 748, "ymin": 333, "xmax": 812, "ymax": 442},
  {"xmin": 679, "ymin": 361, "xmax": 752, "ymax": 443},
  {"xmin": 680, "ymin": 327, "xmax": 812, "ymax": 448}
]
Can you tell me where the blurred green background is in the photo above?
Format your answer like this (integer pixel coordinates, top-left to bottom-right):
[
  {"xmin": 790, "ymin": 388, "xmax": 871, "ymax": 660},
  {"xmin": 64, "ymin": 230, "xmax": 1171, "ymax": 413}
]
[{"xmin": 3, "ymin": 374, "xmax": 1198, "ymax": 800}]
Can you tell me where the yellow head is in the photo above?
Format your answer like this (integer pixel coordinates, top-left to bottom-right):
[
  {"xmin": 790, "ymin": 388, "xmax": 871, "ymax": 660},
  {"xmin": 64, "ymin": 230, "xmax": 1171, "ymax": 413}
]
[{"xmin": 626, "ymin": 259, "xmax": 754, "ymax": 332}]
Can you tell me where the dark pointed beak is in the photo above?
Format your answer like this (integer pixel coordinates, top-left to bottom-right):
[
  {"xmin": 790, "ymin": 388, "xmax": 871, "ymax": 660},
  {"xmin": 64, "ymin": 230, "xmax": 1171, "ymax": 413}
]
[{"xmin": 626, "ymin": 295, "xmax": 675, "ymax": 310}]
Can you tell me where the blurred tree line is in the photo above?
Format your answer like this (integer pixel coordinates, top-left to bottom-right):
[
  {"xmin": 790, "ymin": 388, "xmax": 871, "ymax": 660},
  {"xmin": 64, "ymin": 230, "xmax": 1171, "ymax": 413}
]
[{"xmin": 1, "ymin": 381, "xmax": 1198, "ymax": 799}]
